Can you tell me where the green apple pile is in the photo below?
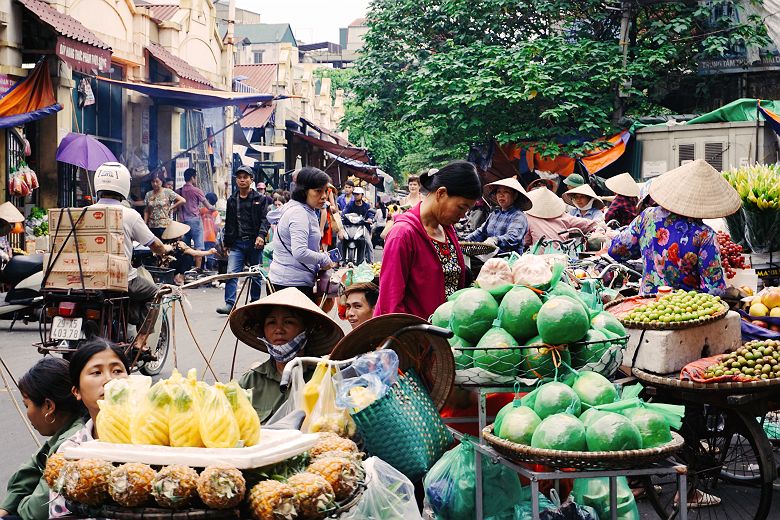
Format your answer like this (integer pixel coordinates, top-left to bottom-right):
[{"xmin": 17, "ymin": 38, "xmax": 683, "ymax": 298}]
[
  {"xmin": 703, "ymin": 340, "xmax": 780, "ymax": 380},
  {"xmin": 623, "ymin": 290, "xmax": 726, "ymax": 326}
]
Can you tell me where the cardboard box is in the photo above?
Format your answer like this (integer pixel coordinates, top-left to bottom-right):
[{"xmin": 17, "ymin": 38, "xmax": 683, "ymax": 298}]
[
  {"xmin": 43, "ymin": 253, "xmax": 128, "ymax": 291},
  {"xmin": 49, "ymin": 207, "xmax": 123, "ymax": 233},
  {"xmin": 51, "ymin": 232, "xmax": 125, "ymax": 255}
]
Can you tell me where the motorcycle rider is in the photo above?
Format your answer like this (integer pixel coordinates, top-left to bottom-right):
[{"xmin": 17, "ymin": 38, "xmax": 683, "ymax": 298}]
[
  {"xmin": 92, "ymin": 162, "xmax": 173, "ymax": 328},
  {"xmin": 342, "ymin": 187, "xmax": 374, "ymax": 263}
]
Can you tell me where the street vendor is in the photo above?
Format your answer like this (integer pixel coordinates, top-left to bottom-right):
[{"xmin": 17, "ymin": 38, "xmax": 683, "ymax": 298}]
[
  {"xmin": 160, "ymin": 221, "xmax": 218, "ymax": 285},
  {"xmin": 0, "ymin": 202, "xmax": 24, "ymax": 263},
  {"xmin": 229, "ymin": 287, "xmax": 345, "ymax": 423},
  {"xmin": 608, "ymin": 159, "xmax": 740, "ymax": 296},
  {"xmin": 0, "ymin": 358, "xmax": 83, "ymax": 520},
  {"xmin": 465, "ymin": 176, "xmax": 533, "ymax": 254},
  {"xmin": 604, "ymin": 172, "xmax": 640, "ymax": 227},
  {"xmin": 523, "ymin": 187, "xmax": 600, "ymax": 247},
  {"xmin": 375, "ymin": 160, "xmax": 482, "ymax": 319},
  {"xmin": 563, "ymin": 183, "xmax": 605, "ymax": 221}
]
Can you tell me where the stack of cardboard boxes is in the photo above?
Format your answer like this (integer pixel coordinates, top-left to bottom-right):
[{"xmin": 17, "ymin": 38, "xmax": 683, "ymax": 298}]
[{"xmin": 44, "ymin": 207, "xmax": 129, "ymax": 291}]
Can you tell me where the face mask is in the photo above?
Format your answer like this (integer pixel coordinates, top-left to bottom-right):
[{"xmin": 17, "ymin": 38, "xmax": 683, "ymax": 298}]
[
  {"xmin": 575, "ymin": 198, "xmax": 594, "ymax": 211},
  {"xmin": 258, "ymin": 331, "xmax": 308, "ymax": 363}
]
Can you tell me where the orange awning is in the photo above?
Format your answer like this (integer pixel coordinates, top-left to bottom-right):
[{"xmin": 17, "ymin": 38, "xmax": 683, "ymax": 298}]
[{"xmin": 0, "ymin": 58, "xmax": 61, "ymax": 129}]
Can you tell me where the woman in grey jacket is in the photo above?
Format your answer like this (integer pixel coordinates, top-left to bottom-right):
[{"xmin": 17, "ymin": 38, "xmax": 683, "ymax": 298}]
[{"xmin": 268, "ymin": 167, "xmax": 335, "ymax": 297}]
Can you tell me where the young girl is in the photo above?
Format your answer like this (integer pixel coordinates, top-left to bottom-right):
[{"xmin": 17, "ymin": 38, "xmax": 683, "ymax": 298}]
[
  {"xmin": 0, "ymin": 358, "xmax": 84, "ymax": 520},
  {"xmin": 161, "ymin": 221, "xmax": 218, "ymax": 285},
  {"xmin": 50, "ymin": 340, "xmax": 131, "ymax": 518}
]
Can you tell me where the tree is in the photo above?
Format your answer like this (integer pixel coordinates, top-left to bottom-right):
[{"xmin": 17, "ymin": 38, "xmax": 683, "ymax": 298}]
[{"xmin": 351, "ymin": 0, "xmax": 770, "ymax": 157}]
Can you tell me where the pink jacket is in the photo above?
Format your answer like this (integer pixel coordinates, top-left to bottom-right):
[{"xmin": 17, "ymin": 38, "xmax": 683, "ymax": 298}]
[
  {"xmin": 524, "ymin": 213, "xmax": 598, "ymax": 248},
  {"xmin": 374, "ymin": 205, "xmax": 467, "ymax": 319}
]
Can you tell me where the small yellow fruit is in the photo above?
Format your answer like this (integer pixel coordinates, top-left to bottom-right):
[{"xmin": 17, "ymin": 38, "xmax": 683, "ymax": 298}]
[
  {"xmin": 750, "ymin": 303, "xmax": 769, "ymax": 317},
  {"xmin": 770, "ymin": 307, "xmax": 780, "ymax": 318}
]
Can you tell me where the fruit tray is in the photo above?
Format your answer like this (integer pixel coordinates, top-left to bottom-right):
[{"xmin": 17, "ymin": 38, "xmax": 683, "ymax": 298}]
[
  {"xmin": 633, "ymin": 367, "xmax": 780, "ymax": 394},
  {"xmin": 605, "ymin": 296, "xmax": 729, "ymax": 331},
  {"xmin": 482, "ymin": 425, "xmax": 684, "ymax": 471},
  {"xmin": 61, "ymin": 429, "xmax": 319, "ymax": 469}
]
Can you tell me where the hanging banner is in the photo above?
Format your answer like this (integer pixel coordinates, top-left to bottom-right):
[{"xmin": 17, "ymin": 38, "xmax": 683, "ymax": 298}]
[
  {"xmin": 56, "ymin": 36, "xmax": 111, "ymax": 73},
  {"xmin": 175, "ymin": 157, "xmax": 190, "ymax": 187},
  {"xmin": 0, "ymin": 74, "xmax": 17, "ymax": 95}
]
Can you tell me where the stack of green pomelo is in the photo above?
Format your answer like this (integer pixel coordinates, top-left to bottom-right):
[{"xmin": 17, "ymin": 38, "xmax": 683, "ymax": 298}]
[
  {"xmin": 491, "ymin": 373, "xmax": 676, "ymax": 452},
  {"xmin": 431, "ymin": 279, "xmax": 628, "ymax": 379}
]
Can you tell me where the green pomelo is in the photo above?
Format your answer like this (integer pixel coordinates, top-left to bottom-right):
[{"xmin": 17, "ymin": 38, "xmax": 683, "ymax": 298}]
[
  {"xmin": 533, "ymin": 381, "xmax": 582, "ymax": 419},
  {"xmin": 579, "ymin": 408, "xmax": 610, "ymax": 429},
  {"xmin": 493, "ymin": 400, "xmax": 520, "ymax": 435},
  {"xmin": 622, "ymin": 408, "xmax": 673, "ymax": 448},
  {"xmin": 450, "ymin": 288, "xmax": 499, "ymax": 343},
  {"xmin": 449, "ymin": 335, "xmax": 474, "ymax": 370},
  {"xmin": 473, "ymin": 327, "xmax": 522, "ymax": 376},
  {"xmin": 487, "ymin": 284, "xmax": 514, "ymax": 302},
  {"xmin": 498, "ymin": 406, "xmax": 541, "ymax": 445},
  {"xmin": 547, "ymin": 283, "xmax": 590, "ymax": 313},
  {"xmin": 570, "ymin": 329, "xmax": 609, "ymax": 370},
  {"xmin": 537, "ymin": 296, "xmax": 590, "ymax": 345},
  {"xmin": 447, "ymin": 287, "xmax": 473, "ymax": 302},
  {"xmin": 431, "ymin": 301, "xmax": 454, "ymax": 328},
  {"xmin": 586, "ymin": 412, "xmax": 643, "ymax": 452},
  {"xmin": 571, "ymin": 371, "xmax": 618, "ymax": 407},
  {"xmin": 524, "ymin": 343, "xmax": 572, "ymax": 380},
  {"xmin": 591, "ymin": 311, "xmax": 627, "ymax": 337},
  {"xmin": 530, "ymin": 413, "xmax": 586, "ymax": 451},
  {"xmin": 499, "ymin": 287, "xmax": 543, "ymax": 342}
]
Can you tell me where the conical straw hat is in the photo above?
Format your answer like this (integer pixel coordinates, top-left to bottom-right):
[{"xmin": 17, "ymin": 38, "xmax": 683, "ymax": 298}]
[
  {"xmin": 0, "ymin": 202, "xmax": 24, "ymax": 224},
  {"xmin": 230, "ymin": 287, "xmax": 345, "ymax": 356},
  {"xmin": 562, "ymin": 184, "xmax": 605, "ymax": 209},
  {"xmin": 161, "ymin": 221, "xmax": 190, "ymax": 240},
  {"xmin": 649, "ymin": 159, "xmax": 741, "ymax": 219},
  {"xmin": 485, "ymin": 176, "xmax": 532, "ymax": 211},
  {"xmin": 605, "ymin": 172, "xmax": 640, "ymax": 198},
  {"xmin": 525, "ymin": 187, "xmax": 567, "ymax": 219}
]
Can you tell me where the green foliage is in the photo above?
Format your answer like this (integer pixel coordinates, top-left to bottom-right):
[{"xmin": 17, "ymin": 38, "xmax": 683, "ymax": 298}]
[{"xmin": 349, "ymin": 0, "xmax": 770, "ymax": 157}]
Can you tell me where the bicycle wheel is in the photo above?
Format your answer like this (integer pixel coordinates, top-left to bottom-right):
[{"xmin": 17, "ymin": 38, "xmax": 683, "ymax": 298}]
[{"xmin": 644, "ymin": 404, "xmax": 776, "ymax": 519}]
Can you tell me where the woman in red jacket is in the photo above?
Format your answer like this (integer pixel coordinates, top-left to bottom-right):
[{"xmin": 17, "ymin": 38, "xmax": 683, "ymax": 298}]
[{"xmin": 374, "ymin": 160, "xmax": 482, "ymax": 319}]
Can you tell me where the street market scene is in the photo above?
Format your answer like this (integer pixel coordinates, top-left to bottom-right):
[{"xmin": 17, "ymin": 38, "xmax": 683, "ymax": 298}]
[{"xmin": 2, "ymin": 0, "xmax": 780, "ymax": 518}]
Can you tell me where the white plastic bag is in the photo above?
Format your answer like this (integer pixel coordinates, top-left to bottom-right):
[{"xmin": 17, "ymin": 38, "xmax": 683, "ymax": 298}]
[
  {"xmin": 265, "ymin": 363, "xmax": 306, "ymax": 425},
  {"xmin": 339, "ymin": 457, "xmax": 422, "ymax": 520},
  {"xmin": 304, "ymin": 366, "xmax": 355, "ymax": 437}
]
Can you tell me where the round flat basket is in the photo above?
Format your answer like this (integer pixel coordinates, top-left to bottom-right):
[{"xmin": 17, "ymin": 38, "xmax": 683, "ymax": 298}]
[
  {"xmin": 460, "ymin": 241, "xmax": 498, "ymax": 257},
  {"xmin": 67, "ymin": 503, "xmax": 240, "ymax": 520},
  {"xmin": 604, "ymin": 296, "xmax": 729, "ymax": 331},
  {"xmin": 632, "ymin": 367, "xmax": 780, "ymax": 395},
  {"xmin": 482, "ymin": 425, "xmax": 684, "ymax": 471}
]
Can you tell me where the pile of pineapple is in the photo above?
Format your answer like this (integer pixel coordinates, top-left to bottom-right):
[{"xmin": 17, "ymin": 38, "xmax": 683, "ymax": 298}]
[
  {"xmin": 97, "ymin": 369, "xmax": 260, "ymax": 448},
  {"xmin": 44, "ymin": 432, "xmax": 365, "ymax": 519}
]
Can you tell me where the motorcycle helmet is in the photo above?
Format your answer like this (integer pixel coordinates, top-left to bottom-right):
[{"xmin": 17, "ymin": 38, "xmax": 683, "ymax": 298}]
[
  {"xmin": 353, "ymin": 187, "xmax": 365, "ymax": 195},
  {"xmin": 94, "ymin": 162, "xmax": 131, "ymax": 199}
]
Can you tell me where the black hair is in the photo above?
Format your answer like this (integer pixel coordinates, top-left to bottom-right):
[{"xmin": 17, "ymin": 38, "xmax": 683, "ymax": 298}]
[
  {"xmin": 272, "ymin": 193, "xmax": 285, "ymax": 203},
  {"xmin": 419, "ymin": 160, "xmax": 482, "ymax": 200},
  {"xmin": 69, "ymin": 338, "xmax": 131, "ymax": 389},
  {"xmin": 291, "ymin": 167, "xmax": 331, "ymax": 203},
  {"xmin": 344, "ymin": 282, "xmax": 379, "ymax": 308},
  {"xmin": 18, "ymin": 357, "xmax": 81, "ymax": 416},
  {"xmin": 205, "ymin": 192, "xmax": 218, "ymax": 205},
  {"xmin": 344, "ymin": 180, "xmax": 355, "ymax": 188},
  {"xmin": 184, "ymin": 168, "xmax": 197, "ymax": 182}
]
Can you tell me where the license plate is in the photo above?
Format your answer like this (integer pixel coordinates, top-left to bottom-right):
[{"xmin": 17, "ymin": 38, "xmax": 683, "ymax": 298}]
[{"xmin": 51, "ymin": 317, "xmax": 83, "ymax": 340}]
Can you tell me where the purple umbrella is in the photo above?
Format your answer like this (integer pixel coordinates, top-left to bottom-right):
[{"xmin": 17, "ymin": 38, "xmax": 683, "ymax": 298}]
[{"xmin": 56, "ymin": 132, "xmax": 117, "ymax": 171}]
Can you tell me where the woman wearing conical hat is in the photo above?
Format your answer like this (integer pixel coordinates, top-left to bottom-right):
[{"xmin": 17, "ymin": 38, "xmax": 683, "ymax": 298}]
[
  {"xmin": 465, "ymin": 176, "xmax": 533, "ymax": 254},
  {"xmin": 608, "ymin": 160, "xmax": 740, "ymax": 296},
  {"xmin": 563, "ymin": 183, "xmax": 605, "ymax": 221},
  {"xmin": 523, "ymin": 187, "xmax": 600, "ymax": 247},
  {"xmin": 604, "ymin": 172, "xmax": 641, "ymax": 227}
]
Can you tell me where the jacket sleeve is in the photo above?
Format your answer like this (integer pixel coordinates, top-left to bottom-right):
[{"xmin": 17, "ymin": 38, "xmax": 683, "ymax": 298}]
[
  {"xmin": 375, "ymin": 224, "xmax": 412, "ymax": 315},
  {"xmin": 0, "ymin": 446, "xmax": 45, "ymax": 516},
  {"xmin": 257, "ymin": 198, "xmax": 270, "ymax": 240},
  {"xmin": 608, "ymin": 213, "xmax": 642, "ymax": 261},
  {"xmin": 288, "ymin": 210, "xmax": 329, "ymax": 268},
  {"xmin": 466, "ymin": 218, "xmax": 488, "ymax": 242},
  {"xmin": 223, "ymin": 198, "xmax": 236, "ymax": 246},
  {"xmin": 494, "ymin": 213, "xmax": 528, "ymax": 252}
]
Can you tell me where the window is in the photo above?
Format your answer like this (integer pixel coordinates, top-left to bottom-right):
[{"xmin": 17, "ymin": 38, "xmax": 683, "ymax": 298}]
[
  {"xmin": 678, "ymin": 143, "xmax": 695, "ymax": 166},
  {"xmin": 705, "ymin": 142, "xmax": 724, "ymax": 171},
  {"xmin": 253, "ymin": 51, "xmax": 264, "ymax": 64}
]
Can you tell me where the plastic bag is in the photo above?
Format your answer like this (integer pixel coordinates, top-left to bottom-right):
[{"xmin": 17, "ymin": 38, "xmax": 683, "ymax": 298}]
[
  {"xmin": 167, "ymin": 369, "xmax": 204, "ymax": 447},
  {"xmin": 266, "ymin": 363, "xmax": 306, "ymax": 425},
  {"xmin": 343, "ymin": 349, "xmax": 399, "ymax": 387},
  {"xmin": 514, "ymin": 489, "xmax": 599, "ymax": 520},
  {"xmin": 131, "ymin": 379, "xmax": 172, "ymax": 446},
  {"xmin": 572, "ymin": 477, "xmax": 639, "ymax": 520},
  {"xmin": 424, "ymin": 437, "xmax": 524, "ymax": 520},
  {"xmin": 303, "ymin": 362, "xmax": 331, "ymax": 415},
  {"xmin": 95, "ymin": 378, "xmax": 133, "ymax": 444},
  {"xmin": 339, "ymin": 457, "xmax": 422, "ymax": 520},
  {"xmin": 222, "ymin": 380, "xmax": 262, "ymax": 446},
  {"xmin": 743, "ymin": 207, "xmax": 780, "ymax": 253},
  {"xmin": 304, "ymin": 366, "xmax": 356, "ymax": 437},
  {"xmin": 198, "ymin": 383, "xmax": 240, "ymax": 448},
  {"xmin": 334, "ymin": 373, "xmax": 388, "ymax": 412}
]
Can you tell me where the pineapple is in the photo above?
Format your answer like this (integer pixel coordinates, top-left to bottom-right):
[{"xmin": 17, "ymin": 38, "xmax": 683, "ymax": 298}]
[
  {"xmin": 247, "ymin": 480, "xmax": 298, "ymax": 520},
  {"xmin": 307, "ymin": 456, "xmax": 362, "ymax": 501},
  {"xmin": 62, "ymin": 458, "xmax": 114, "ymax": 506},
  {"xmin": 308, "ymin": 433, "xmax": 359, "ymax": 459},
  {"xmin": 199, "ymin": 383, "xmax": 240, "ymax": 448},
  {"xmin": 167, "ymin": 371, "xmax": 204, "ymax": 447},
  {"xmin": 309, "ymin": 411, "xmax": 356, "ymax": 438},
  {"xmin": 43, "ymin": 453, "xmax": 67, "ymax": 489},
  {"xmin": 108, "ymin": 463, "xmax": 155, "ymax": 507},
  {"xmin": 222, "ymin": 380, "xmax": 261, "ymax": 446},
  {"xmin": 95, "ymin": 379, "xmax": 132, "ymax": 444},
  {"xmin": 286, "ymin": 472, "xmax": 335, "ymax": 519},
  {"xmin": 309, "ymin": 450, "xmax": 362, "ymax": 464},
  {"xmin": 195, "ymin": 465, "xmax": 246, "ymax": 509},
  {"xmin": 152, "ymin": 465, "xmax": 199, "ymax": 509},
  {"xmin": 131, "ymin": 380, "xmax": 171, "ymax": 446}
]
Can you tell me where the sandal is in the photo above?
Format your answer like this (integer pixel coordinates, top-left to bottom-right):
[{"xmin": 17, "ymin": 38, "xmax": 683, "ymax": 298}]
[{"xmin": 675, "ymin": 490, "xmax": 721, "ymax": 509}]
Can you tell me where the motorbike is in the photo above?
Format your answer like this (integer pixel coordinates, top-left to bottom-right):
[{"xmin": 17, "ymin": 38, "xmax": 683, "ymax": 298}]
[
  {"xmin": 37, "ymin": 245, "xmax": 170, "ymax": 376},
  {"xmin": 341, "ymin": 212, "xmax": 373, "ymax": 265},
  {"xmin": 0, "ymin": 253, "xmax": 45, "ymax": 327}
]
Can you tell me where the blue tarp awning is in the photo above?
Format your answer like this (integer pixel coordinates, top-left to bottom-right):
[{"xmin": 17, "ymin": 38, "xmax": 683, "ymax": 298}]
[{"xmin": 95, "ymin": 77, "xmax": 280, "ymax": 109}]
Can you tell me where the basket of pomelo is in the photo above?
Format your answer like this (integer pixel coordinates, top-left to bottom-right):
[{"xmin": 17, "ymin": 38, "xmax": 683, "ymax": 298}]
[{"xmin": 482, "ymin": 376, "xmax": 685, "ymax": 470}]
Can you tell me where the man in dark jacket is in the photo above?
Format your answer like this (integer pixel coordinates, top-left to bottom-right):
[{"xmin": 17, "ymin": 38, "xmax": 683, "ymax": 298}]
[{"xmin": 217, "ymin": 166, "xmax": 269, "ymax": 314}]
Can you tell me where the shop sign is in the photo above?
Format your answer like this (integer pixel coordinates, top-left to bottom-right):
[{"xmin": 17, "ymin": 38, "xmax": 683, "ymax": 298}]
[
  {"xmin": 175, "ymin": 157, "xmax": 190, "ymax": 187},
  {"xmin": 56, "ymin": 36, "xmax": 110, "ymax": 73},
  {"xmin": 0, "ymin": 74, "xmax": 17, "ymax": 95}
]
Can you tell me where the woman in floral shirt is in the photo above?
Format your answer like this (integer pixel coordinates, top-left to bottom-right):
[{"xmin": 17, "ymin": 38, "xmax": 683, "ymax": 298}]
[
  {"xmin": 608, "ymin": 160, "xmax": 741, "ymax": 296},
  {"xmin": 144, "ymin": 175, "xmax": 185, "ymax": 238}
]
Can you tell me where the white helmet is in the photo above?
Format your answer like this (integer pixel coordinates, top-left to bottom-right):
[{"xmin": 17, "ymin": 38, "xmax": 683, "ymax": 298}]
[{"xmin": 94, "ymin": 162, "xmax": 131, "ymax": 199}]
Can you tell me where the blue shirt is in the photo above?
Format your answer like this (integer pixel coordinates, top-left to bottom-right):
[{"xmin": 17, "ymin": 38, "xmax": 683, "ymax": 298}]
[
  {"xmin": 267, "ymin": 201, "xmax": 330, "ymax": 287},
  {"xmin": 568, "ymin": 206, "xmax": 605, "ymax": 221},
  {"xmin": 344, "ymin": 200, "xmax": 373, "ymax": 220},
  {"xmin": 466, "ymin": 206, "xmax": 528, "ymax": 254},
  {"xmin": 336, "ymin": 194, "xmax": 353, "ymax": 212}
]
